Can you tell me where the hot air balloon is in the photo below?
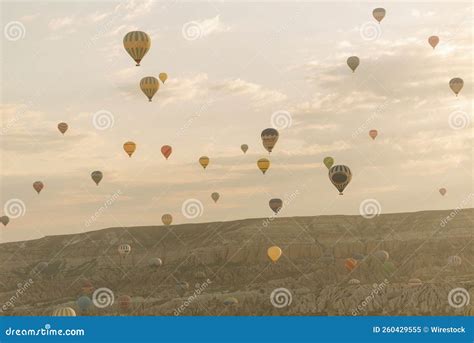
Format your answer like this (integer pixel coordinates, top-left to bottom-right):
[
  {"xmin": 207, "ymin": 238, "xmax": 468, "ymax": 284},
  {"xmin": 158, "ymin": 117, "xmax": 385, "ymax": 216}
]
[
  {"xmin": 123, "ymin": 141, "xmax": 136, "ymax": 157},
  {"xmin": 428, "ymin": 36, "xmax": 439, "ymax": 49},
  {"xmin": 257, "ymin": 158, "xmax": 270, "ymax": 174},
  {"xmin": 267, "ymin": 246, "xmax": 282, "ymax": 263},
  {"xmin": 439, "ymin": 188, "xmax": 447, "ymax": 196},
  {"xmin": 159, "ymin": 73, "xmax": 168, "ymax": 84},
  {"xmin": 323, "ymin": 157, "xmax": 334, "ymax": 169},
  {"xmin": 383, "ymin": 261, "xmax": 396, "ymax": 274},
  {"xmin": 261, "ymin": 128, "xmax": 279, "ymax": 153},
  {"xmin": 269, "ymin": 198, "xmax": 283, "ymax": 215},
  {"xmin": 161, "ymin": 145, "xmax": 172, "ymax": 160},
  {"xmin": 199, "ymin": 156, "xmax": 209, "ymax": 169},
  {"xmin": 448, "ymin": 255, "xmax": 462, "ymax": 267},
  {"xmin": 162, "ymin": 214, "xmax": 172, "ymax": 226},
  {"xmin": 118, "ymin": 295, "xmax": 132, "ymax": 310},
  {"xmin": 348, "ymin": 279, "xmax": 360, "ymax": 285},
  {"xmin": 118, "ymin": 244, "xmax": 131, "ymax": 258},
  {"xmin": 123, "ymin": 31, "xmax": 151, "ymax": 66},
  {"xmin": 373, "ymin": 8, "xmax": 386, "ymax": 23},
  {"xmin": 408, "ymin": 278, "xmax": 422, "ymax": 287},
  {"xmin": 345, "ymin": 258, "xmax": 358, "ymax": 272},
  {"xmin": 369, "ymin": 129, "xmax": 378, "ymax": 140},
  {"xmin": 140, "ymin": 76, "xmax": 159, "ymax": 102},
  {"xmin": 223, "ymin": 297, "xmax": 239, "ymax": 306},
  {"xmin": 347, "ymin": 56, "xmax": 360, "ymax": 73},
  {"xmin": 0, "ymin": 216, "xmax": 9, "ymax": 226},
  {"xmin": 148, "ymin": 257, "xmax": 163, "ymax": 268},
  {"xmin": 449, "ymin": 78, "xmax": 464, "ymax": 96},
  {"xmin": 211, "ymin": 192, "xmax": 220, "ymax": 203},
  {"xmin": 328, "ymin": 165, "xmax": 352, "ymax": 195},
  {"xmin": 352, "ymin": 253, "xmax": 365, "ymax": 261},
  {"xmin": 465, "ymin": 306, "xmax": 474, "ymax": 316},
  {"xmin": 374, "ymin": 250, "xmax": 389, "ymax": 263},
  {"xmin": 241, "ymin": 144, "xmax": 248, "ymax": 154},
  {"xmin": 57, "ymin": 122, "xmax": 68, "ymax": 135},
  {"xmin": 52, "ymin": 307, "xmax": 76, "ymax": 316},
  {"xmin": 81, "ymin": 279, "xmax": 94, "ymax": 294},
  {"xmin": 176, "ymin": 281, "xmax": 189, "ymax": 297},
  {"xmin": 91, "ymin": 171, "xmax": 103, "ymax": 186},
  {"xmin": 33, "ymin": 181, "xmax": 44, "ymax": 194},
  {"xmin": 77, "ymin": 296, "xmax": 92, "ymax": 313}
]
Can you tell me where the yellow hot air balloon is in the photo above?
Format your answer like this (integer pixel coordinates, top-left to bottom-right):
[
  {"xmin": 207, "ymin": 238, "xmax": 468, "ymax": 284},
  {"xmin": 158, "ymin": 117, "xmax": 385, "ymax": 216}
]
[
  {"xmin": 267, "ymin": 246, "xmax": 282, "ymax": 263},
  {"xmin": 52, "ymin": 307, "xmax": 76, "ymax": 316},
  {"xmin": 257, "ymin": 158, "xmax": 270, "ymax": 174},
  {"xmin": 372, "ymin": 8, "xmax": 386, "ymax": 23},
  {"xmin": 449, "ymin": 78, "xmax": 464, "ymax": 97},
  {"xmin": 162, "ymin": 214, "xmax": 172, "ymax": 226},
  {"xmin": 140, "ymin": 76, "xmax": 159, "ymax": 102},
  {"xmin": 123, "ymin": 31, "xmax": 151, "ymax": 66},
  {"xmin": 428, "ymin": 36, "xmax": 439, "ymax": 49},
  {"xmin": 347, "ymin": 56, "xmax": 359, "ymax": 73},
  {"xmin": 159, "ymin": 73, "xmax": 168, "ymax": 84},
  {"xmin": 323, "ymin": 157, "xmax": 334, "ymax": 169},
  {"xmin": 123, "ymin": 141, "xmax": 136, "ymax": 157},
  {"xmin": 199, "ymin": 156, "xmax": 210, "ymax": 169}
]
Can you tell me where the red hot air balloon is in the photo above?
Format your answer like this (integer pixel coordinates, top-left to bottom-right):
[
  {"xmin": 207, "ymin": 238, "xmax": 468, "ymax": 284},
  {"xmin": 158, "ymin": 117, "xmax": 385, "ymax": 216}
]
[
  {"xmin": 428, "ymin": 36, "xmax": 439, "ymax": 49},
  {"xmin": 161, "ymin": 145, "xmax": 172, "ymax": 160},
  {"xmin": 345, "ymin": 258, "xmax": 358, "ymax": 272},
  {"xmin": 369, "ymin": 130, "xmax": 378, "ymax": 140},
  {"xmin": 33, "ymin": 181, "xmax": 44, "ymax": 194},
  {"xmin": 118, "ymin": 295, "xmax": 132, "ymax": 310}
]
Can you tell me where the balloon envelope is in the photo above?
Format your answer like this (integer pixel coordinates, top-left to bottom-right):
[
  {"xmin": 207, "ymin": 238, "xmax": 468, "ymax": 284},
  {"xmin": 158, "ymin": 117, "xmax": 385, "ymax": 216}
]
[
  {"xmin": 257, "ymin": 158, "xmax": 270, "ymax": 174},
  {"xmin": 199, "ymin": 156, "xmax": 210, "ymax": 169},
  {"xmin": 123, "ymin": 31, "xmax": 151, "ymax": 66},
  {"xmin": 33, "ymin": 181, "xmax": 44, "ymax": 194},
  {"xmin": 52, "ymin": 307, "xmax": 76, "ymax": 316},
  {"xmin": 162, "ymin": 214, "xmax": 172, "ymax": 225},
  {"xmin": 328, "ymin": 165, "xmax": 352, "ymax": 195},
  {"xmin": 159, "ymin": 72, "xmax": 168, "ymax": 83},
  {"xmin": 267, "ymin": 246, "xmax": 282, "ymax": 262},
  {"xmin": 372, "ymin": 8, "xmax": 386, "ymax": 22},
  {"xmin": 323, "ymin": 157, "xmax": 334, "ymax": 169},
  {"xmin": 118, "ymin": 295, "xmax": 132, "ymax": 310},
  {"xmin": 91, "ymin": 171, "xmax": 103, "ymax": 185},
  {"xmin": 223, "ymin": 297, "xmax": 239, "ymax": 306},
  {"xmin": 211, "ymin": 192, "xmax": 220, "ymax": 203},
  {"xmin": 261, "ymin": 128, "xmax": 279, "ymax": 153},
  {"xmin": 347, "ymin": 56, "xmax": 360, "ymax": 73},
  {"xmin": 148, "ymin": 257, "xmax": 163, "ymax": 268},
  {"xmin": 369, "ymin": 130, "xmax": 378, "ymax": 140},
  {"xmin": 77, "ymin": 296, "xmax": 92, "ymax": 312},
  {"xmin": 58, "ymin": 122, "xmax": 68, "ymax": 134},
  {"xmin": 140, "ymin": 76, "xmax": 159, "ymax": 102},
  {"xmin": 345, "ymin": 258, "xmax": 358, "ymax": 272},
  {"xmin": 439, "ymin": 188, "xmax": 447, "ymax": 196},
  {"xmin": 123, "ymin": 141, "xmax": 136, "ymax": 157},
  {"xmin": 269, "ymin": 198, "xmax": 283, "ymax": 214},
  {"xmin": 428, "ymin": 35, "xmax": 439, "ymax": 49},
  {"xmin": 408, "ymin": 278, "xmax": 422, "ymax": 287},
  {"xmin": 161, "ymin": 145, "xmax": 172, "ymax": 159},
  {"xmin": 0, "ymin": 216, "xmax": 9, "ymax": 226},
  {"xmin": 374, "ymin": 250, "xmax": 389, "ymax": 262},
  {"xmin": 448, "ymin": 255, "xmax": 461, "ymax": 266},
  {"xmin": 449, "ymin": 78, "xmax": 464, "ymax": 96},
  {"xmin": 241, "ymin": 144, "xmax": 248, "ymax": 154},
  {"xmin": 118, "ymin": 244, "xmax": 131, "ymax": 257}
]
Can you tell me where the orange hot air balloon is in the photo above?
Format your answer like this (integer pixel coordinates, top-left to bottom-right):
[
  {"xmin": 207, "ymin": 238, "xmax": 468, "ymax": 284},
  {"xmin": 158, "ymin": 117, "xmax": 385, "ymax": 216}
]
[
  {"xmin": 118, "ymin": 295, "xmax": 132, "ymax": 310},
  {"xmin": 123, "ymin": 141, "xmax": 136, "ymax": 157},
  {"xmin": 428, "ymin": 36, "xmax": 439, "ymax": 49},
  {"xmin": 267, "ymin": 246, "xmax": 282, "ymax": 263},
  {"xmin": 199, "ymin": 156, "xmax": 210, "ymax": 169},
  {"xmin": 345, "ymin": 258, "xmax": 358, "ymax": 272},
  {"xmin": 369, "ymin": 130, "xmax": 378, "ymax": 140},
  {"xmin": 57, "ymin": 122, "xmax": 68, "ymax": 135},
  {"xmin": 161, "ymin": 145, "xmax": 172, "ymax": 160},
  {"xmin": 439, "ymin": 188, "xmax": 447, "ymax": 196},
  {"xmin": 33, "ymin": 181, "xmax": 44, "ymax": 194}
]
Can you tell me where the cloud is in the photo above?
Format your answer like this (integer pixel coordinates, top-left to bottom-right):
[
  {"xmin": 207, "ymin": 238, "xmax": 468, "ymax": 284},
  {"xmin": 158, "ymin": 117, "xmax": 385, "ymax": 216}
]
[
  {"xmin": 48, "ymin": 16, "xmax": 75, "ymax": 30},
  {"xmin": 186, "ymin": 15, "xmax": 231, "ymax": 38},
  {"xmin": 211, "ymin": 79, "xmax": 287, "ymax": 105}
]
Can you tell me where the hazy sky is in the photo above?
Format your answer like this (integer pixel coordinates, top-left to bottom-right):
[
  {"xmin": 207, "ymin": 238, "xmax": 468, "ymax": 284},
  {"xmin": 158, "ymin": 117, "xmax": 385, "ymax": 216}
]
[{"xmin": 1, "ymin": 0, "xmax": 472, "ymax": 242}]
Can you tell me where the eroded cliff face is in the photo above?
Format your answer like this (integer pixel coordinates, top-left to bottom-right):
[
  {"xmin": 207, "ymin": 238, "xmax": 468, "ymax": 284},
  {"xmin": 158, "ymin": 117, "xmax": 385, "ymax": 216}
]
[{"xmin": 0, "ymin": 209, "xmax": 472, "ymax": 316}]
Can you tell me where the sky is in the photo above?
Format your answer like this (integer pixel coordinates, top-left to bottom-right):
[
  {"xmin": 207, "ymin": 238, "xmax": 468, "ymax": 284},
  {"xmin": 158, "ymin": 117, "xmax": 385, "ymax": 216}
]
[{"xmin": 0, "ymin": 0, "xmax": 473, "ymax": 242}]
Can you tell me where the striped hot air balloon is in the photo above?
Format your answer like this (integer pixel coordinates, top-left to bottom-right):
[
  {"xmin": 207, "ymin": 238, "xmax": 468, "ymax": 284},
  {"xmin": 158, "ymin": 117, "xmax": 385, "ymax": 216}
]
[
  {"xmin": 118, "ymin": 295, "xmax": 132, "ymax": 310},
  {"xmin": 162, "ymin": 214, "xmax": 172, "ymax": 226},
  {"xmin": 257, "ymin": 158, "xmax": 270, "ymax": 174},
  {"xmin": 140, "ymin": 76, "xmax": 159, "ymax": 102},
  {"xmin": 261, "ymin": 128, "xmax": 279, "ymax": 153},
  {"xmin": 328, "ymin": 165, "xmax": 352, "ymax": 195},
  {"xmin": 123, "ymin": 31, "xmax": 151, "ymax": 66},
  {"xmin": 348, "ymin": 279, "xmax": 360, "ymax": 285},
  {"xmin": 118, "ymin": 244, "xmax": 131, "ymax": 258},
  {"xmin": 52, "ymin": 307, "xmax": 76, "ymax": 316}
]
